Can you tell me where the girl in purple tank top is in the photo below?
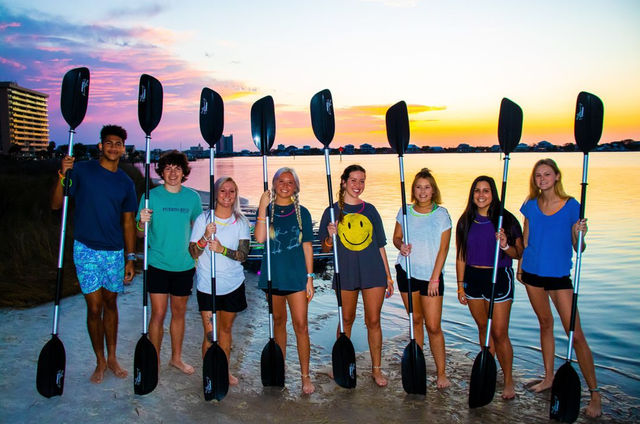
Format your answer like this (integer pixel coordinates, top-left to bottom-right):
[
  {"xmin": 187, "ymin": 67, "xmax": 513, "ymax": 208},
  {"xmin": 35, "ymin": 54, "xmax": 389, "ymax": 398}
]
[{"xmin": 455, "ymin": 176, "xmax": 523, "ymax": 400}]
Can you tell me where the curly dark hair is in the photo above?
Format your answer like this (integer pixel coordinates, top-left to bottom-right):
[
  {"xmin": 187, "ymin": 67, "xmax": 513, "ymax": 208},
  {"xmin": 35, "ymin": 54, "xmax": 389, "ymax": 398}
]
[
  {"xmin": 100, "ymin": 125, "xmax": 127, "ymax": 143},
  {"xmin": 155, "ymin": 150, "xmax": 191, "ymax": 182}
]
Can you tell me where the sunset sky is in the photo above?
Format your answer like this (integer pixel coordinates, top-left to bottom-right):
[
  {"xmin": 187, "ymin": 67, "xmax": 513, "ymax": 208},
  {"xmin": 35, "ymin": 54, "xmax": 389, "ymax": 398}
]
[{"xmin": 1, "ymin": 0, "xmax": 638, "ymax": 151}]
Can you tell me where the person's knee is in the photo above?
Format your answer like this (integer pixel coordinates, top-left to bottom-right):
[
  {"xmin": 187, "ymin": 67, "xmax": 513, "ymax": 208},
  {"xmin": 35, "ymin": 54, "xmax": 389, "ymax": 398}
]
[
  {"xmin": 170, "ymin": 301, "xmax": 187, "ymax": 317},
  {"xmin": 343, "ymin": 313, "xmax": 356, "ymax": 328},
  {"xmin": 412, "ymin": 313, "xmax": 424, "ymax": 328},
  {"xmin": 292, "ymin": 318, "xmax": 308, "ymax": 335},
  {"xmin": 364, "ymin": 314, "xmax": 381, "ymax": 330},
  {"xmin": 425, "ymin": 321, "xmax": 442, "ymax": 336},
  {"xmin": 273, "ymin": 313, "xmax": 287, "ymax": 329},
  {"xmin": 492, "ymin": 326, "xmax": 509, "ymax": 343},
  {"xmin": 537, "ymin": 314, "xmax": 554, "ymax": 332}
]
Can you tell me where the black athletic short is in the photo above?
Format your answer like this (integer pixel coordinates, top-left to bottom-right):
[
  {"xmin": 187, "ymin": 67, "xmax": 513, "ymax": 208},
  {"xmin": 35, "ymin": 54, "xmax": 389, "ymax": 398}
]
[
  {"xmin": 521, "ymin": 270, "xmax": 573, "ymax": 291},
  {"xmin": 147, "ymin": 265, "xmax": 194, "ymax": 296},
  {"xmin": 395, "ymin": 264, "xmax": 444, "ymax": 296},
  {"xmin": 261, "ymin": 288, "xmax": 301, "ymax": 297},
  {"xmin": 463, "ymin": 265, "xmax": 514, "ymax": 303},
  {"xmin": 197, "ymin": 283, "xmax": 247, "ymax": 313}
]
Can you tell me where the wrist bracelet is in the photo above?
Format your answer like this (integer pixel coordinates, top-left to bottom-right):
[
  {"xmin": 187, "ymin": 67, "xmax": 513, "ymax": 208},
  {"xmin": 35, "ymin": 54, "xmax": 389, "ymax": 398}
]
[
  {"xmin": 197, "ymin": 239, "xmax": 207, "ymax": 249},
  {"xmin": 222, "ymin": 246, "xmax": 228, "ymax": 256},
  {"xmin": 307, "ymin": 273, "xmax": 315, "ymax": 278},
  {"xmin": 136, "ymin": 221, "xmax": 144, "ymax": 232},
  {"xmin": 126, "ymin": 252, "xmax": 137, "ymax": 261},
  {"xmin": 500, "ymin": 243, "xmax": 510, "ymax": 251},
  {"xmin": 457, "ymin": 288, "xmax": 465, "ymax": 294}
]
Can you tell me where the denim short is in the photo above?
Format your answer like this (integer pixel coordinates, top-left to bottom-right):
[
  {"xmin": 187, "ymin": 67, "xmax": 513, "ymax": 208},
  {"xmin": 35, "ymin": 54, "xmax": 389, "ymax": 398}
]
[{"xmin": 73, "ymin": 240, "xmax": 124, "ymax": 294}]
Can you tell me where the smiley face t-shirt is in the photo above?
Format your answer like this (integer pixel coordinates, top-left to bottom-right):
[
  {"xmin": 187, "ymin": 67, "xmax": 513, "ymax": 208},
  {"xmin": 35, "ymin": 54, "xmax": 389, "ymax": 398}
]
[{"xmin": 319, "ymin": 202, "xmax": 387, "ymax": 290}]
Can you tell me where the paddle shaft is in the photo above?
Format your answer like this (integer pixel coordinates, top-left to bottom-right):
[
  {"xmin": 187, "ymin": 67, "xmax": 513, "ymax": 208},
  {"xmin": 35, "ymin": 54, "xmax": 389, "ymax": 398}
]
[
  {"xmin": 483, "ymin": 153, "xmax": 511, "ymax": 349},
  {"xmin": 52, "ymin": 129, "xmax": 76, "ymax": 335},
  {"xmin": 322, "ymin": 148, "xmax": 347, "ymax": 334},
  {"xmin": 565, "ymin": 153, "xmax": 589, "ymax": 361},
  {"xmin": 397, "ymin": 156, "xmax": 416, "ymax": 340},
  {"xmin": 261, "ymin": 156, "xmax": 276, "ymax": 339},
  {"xmin": 142, "ymin": 135, "xmax": 151, "ymax": 334},
  {"xmin": 208, "ymin": 148, "xmax": 219, "ymax": 342}
]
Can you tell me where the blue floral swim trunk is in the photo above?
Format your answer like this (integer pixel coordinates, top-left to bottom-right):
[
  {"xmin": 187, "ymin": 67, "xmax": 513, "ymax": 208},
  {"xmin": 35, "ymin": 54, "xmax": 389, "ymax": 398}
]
[{"xmin": 73, "ymin": 240, "xmax": 124, "ymax": 294}]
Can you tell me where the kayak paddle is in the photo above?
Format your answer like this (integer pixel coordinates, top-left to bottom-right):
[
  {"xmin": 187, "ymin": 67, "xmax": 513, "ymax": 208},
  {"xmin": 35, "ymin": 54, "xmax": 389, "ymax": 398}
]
[
  {"xmin": 468, "ymin": 97, "xmax": 522, "ymax": 408},
  {"xmin": 310, "ymin": 89, "xmax": 357, "ymax": 389},
  {"xmin": 37, "ymin": 67, "xmax": 90, "ymax": 398},
  {"xmin": 549, "ymin": 91, "xmax": 603, "ymax": 423},
  {"xmin": 251, "ymin": 95, "xmax": 285, "ymax": 387},
  {"xmin": 386, "ymin": 100, "xmax": 427, "ymax": 395},
  {"xmin": 199, "ymin": 87, "xmax": 230, "ymax": 401},
  {"xmin": 133, "ymin": 74, "xmax": 162, "ymax": 396}
]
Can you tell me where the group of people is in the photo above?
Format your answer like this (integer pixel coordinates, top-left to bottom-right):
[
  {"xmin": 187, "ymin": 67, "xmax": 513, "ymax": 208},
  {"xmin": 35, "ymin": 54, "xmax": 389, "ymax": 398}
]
[{"xmin": 51, "ymin": 124, "xmax": 600, "ymax": 418}]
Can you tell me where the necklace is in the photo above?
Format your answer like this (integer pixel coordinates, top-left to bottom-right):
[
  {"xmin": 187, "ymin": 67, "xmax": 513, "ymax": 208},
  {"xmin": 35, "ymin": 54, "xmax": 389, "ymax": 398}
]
[
  {"xmin": 275, "ymin": 204, "xmax": 295, "ymax": 218},
  {"xmin": 215, "ymin": 215, "xmax": 237, "ymax": 226},
  {"xmin": 473, "ymin": 214, "xmax": 491, "ymax": 224},
  {"xmin": 410, "ymin": 203, "xmax": 437, "ymax": 217},
  {"xmin": 345, "ymin": 201, "xmax": 365, "ymax": 214}
]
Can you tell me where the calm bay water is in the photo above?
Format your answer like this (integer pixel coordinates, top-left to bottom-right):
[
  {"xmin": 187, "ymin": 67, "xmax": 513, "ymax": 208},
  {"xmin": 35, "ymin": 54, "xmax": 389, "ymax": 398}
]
[{"xmin": 182, "ymin": 152, "xmax": 640, "ymax": 406}]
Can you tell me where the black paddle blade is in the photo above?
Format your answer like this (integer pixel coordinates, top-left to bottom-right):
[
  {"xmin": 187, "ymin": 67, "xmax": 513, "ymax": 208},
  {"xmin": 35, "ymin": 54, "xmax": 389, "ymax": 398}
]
[
  {"xmin": 574, "ymin": 91, "xmax": 604, "ymax": 153},
  {"xmin": 250, "ymin": 95, "xmax": 276, "ymax": 155},
  {"xmin": 497, "ymin": 98, "xmax": 523, "ymax": 154},
  {"xmin": 469, "ymin": 348, "xmax": 497, "ymax": 408},
  {"xmin": 332, "ymin": 333, "xmax": 357, "ymax": 389},
  {"xmin": 36, "ymin": 335, "xmax": 65, "ymax": 398},
  {"xmin": 133, "ymin": 335, "xmax": 158, "ymax": 395},
  {"xmin": 401, "ymin": 340, "xmax": 426, "ymax": 395},
  {"xmin": 385, "ymin": 101, "xmax": 410, "ymax": 156},
  {"xmin": 60, "ymin": 67, "xmax": 90, "ymax": 130},
  {"xmin": 203, "ymin": 343, "xmax": 229, "ymax": 401},
  {"xmin": 550, "ymin": 362, "xmax": 581, "ymax": 423},
  {"xmin": 260, "ymin": 339, "xmax": 285, "ymax": 387},
  {"xmin": 138, "ymin": 74, "xmax": 163, "ymax": 136},
  {"xmin": 310, "ymin": 89, "xmax": 335, "ymax": 147},
  {"xmin": 199, "ymin": 87, "xmax": 224, "ymax": 148}
]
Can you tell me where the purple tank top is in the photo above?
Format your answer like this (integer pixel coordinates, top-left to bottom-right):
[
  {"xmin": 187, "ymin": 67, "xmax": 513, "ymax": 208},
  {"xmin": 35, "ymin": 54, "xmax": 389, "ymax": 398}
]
[{"xmin": 466, "ymin": 215, "xmax": 513, "ymax": 268}]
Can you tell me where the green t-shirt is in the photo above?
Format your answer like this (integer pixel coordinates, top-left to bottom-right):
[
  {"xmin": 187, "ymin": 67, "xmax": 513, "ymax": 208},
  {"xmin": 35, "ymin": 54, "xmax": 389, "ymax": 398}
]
[{"xmin": 137, "ymin": 185, "xmax": 202, "ymax": 272}]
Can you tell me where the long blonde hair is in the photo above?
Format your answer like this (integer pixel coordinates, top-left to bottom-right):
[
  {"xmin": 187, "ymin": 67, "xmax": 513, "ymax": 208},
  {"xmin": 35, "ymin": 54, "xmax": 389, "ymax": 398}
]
[
  {"xmin": 527, "ymin": 158, "xmax": 570, "ymax": 201},
  {"xmin": 270, "ymin": 167, "xmax": 303, "ymax": 242}
]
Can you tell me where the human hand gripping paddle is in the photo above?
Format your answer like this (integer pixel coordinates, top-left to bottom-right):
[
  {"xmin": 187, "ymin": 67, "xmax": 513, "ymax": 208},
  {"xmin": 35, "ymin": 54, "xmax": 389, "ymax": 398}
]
[
  {"xmin": 385, "ymin": 101, "xmax": 427, "ymax": 395},
  {"xmin": 468, "ymin": 98, "xmax": 523, "ymax": 408},
  {"xmin": 549, "ymin": 92, "xmax": 603, "ymax": 423},
  {"xmin": 310, "ymin": 89, "xmax": 357, "ymax": 389},
  {"xmin": 133, "ymin": 74, "xmax": 162, "ymax": 396},
  {"xmin": 36, "ymin": 67, "xmax": 89, "ymax": 398},
  {"xmin": 199, "ymin": 87, "xmax": 230, "ymax": 401},
  {"xmin": 251, "ymin": 96, "xmax": 285, "ymax": 387}
]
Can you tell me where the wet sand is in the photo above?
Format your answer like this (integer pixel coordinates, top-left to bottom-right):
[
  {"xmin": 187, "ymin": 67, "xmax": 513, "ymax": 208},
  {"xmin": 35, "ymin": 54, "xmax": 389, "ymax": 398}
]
[{"xmin": 0, "ymin": 272, "xmax": 630, "ymax": 423}]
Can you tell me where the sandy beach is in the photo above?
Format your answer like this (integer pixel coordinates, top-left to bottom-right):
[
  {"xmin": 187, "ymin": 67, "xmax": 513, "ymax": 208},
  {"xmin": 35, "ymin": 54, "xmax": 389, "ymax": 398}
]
[{"xmin": 0, "ymin": 271, "xmax": 630, "ymax": 423}]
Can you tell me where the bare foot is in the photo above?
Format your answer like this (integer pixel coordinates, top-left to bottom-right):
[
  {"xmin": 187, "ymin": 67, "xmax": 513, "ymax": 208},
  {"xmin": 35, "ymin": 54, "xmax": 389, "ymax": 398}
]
[
  {"xmin": 436, "ymin": 375, "xmax": 451, "ymax": 389},
  {"xmin": 107, "ymin": 357, "xmax": 128, "ymax": 379},
  {"xmin": 90, "ymin": 360, "xmax": 107, "ymax": 384},
  {"xmin": 229, "ymin": 373, "xmax": 239, "ymax": 386},
  {"xmin": 372, "ymin": 368, "xmax": 387, "ymax": 387},
  {"xmin": 302, "ymin": 375, "xmax": 315, "ymax": 395},
  {"xmin": 585, "ymin": 391, "xmax": 602, "ymax": 418},
  {"xmin": 502, "ymin": 383, "xmax": 516, "ymax": 399},
  {"xmin": 169, "ymin": 359, "xmax": 195, "ymax": 375},
  {"xmin": 530, "ymin": 378, "xmax": 553, "ymax": 393}
]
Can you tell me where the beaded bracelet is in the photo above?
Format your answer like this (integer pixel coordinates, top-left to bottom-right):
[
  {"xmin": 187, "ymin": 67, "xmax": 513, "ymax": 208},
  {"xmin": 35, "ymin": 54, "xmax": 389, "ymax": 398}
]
[{"xmin": 136, "ymin": 221, "xmax": 144, "ymax": 232}]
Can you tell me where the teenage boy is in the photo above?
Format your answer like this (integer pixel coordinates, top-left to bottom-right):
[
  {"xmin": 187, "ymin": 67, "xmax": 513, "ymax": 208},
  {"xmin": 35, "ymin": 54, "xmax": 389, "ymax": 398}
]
[{"xmin": 51, "ymin": 124, "xmax": 137, "ymax": 384}]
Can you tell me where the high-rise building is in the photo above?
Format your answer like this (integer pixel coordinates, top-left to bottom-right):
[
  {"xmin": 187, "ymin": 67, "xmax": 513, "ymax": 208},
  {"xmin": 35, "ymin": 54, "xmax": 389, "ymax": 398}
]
[
  {"xmin": 216, "ymin": 134, "xmax": 233, "ymax": 154},
  {"xmin": 0, "ymin": 82, "xmax": 50, "ymax": 154}
]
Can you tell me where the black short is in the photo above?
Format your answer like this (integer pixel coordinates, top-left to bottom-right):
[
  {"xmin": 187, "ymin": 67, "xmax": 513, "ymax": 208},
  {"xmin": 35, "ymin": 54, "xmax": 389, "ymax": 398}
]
[
  {"xmin": 395, "ymin": 264, "xmax": 444, "ymax": 296},
  {"xmin": 521, "ymin": 270, "xmax": 573, "ymax": 291},
  {"xmin": 463, "ymin": 265, "xmax": 514, "ymax": 302},
  {"xmin": 197, "ymin": 283, "xmax": 247, "ymax": 313},
  {"xmin": 261, "ymin": 288, "xmax": 301, "ymax": 297},
  {"xmin": 147, "ymin": 265, "xmax": 194, "ymax": 296}
]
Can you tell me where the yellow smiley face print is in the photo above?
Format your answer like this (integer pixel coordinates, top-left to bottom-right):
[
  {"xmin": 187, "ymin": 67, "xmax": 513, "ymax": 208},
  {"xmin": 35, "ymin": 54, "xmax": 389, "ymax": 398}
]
[{"xmin": 338, "ymin": 213, "xmax": 373, "ymax": 251}]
